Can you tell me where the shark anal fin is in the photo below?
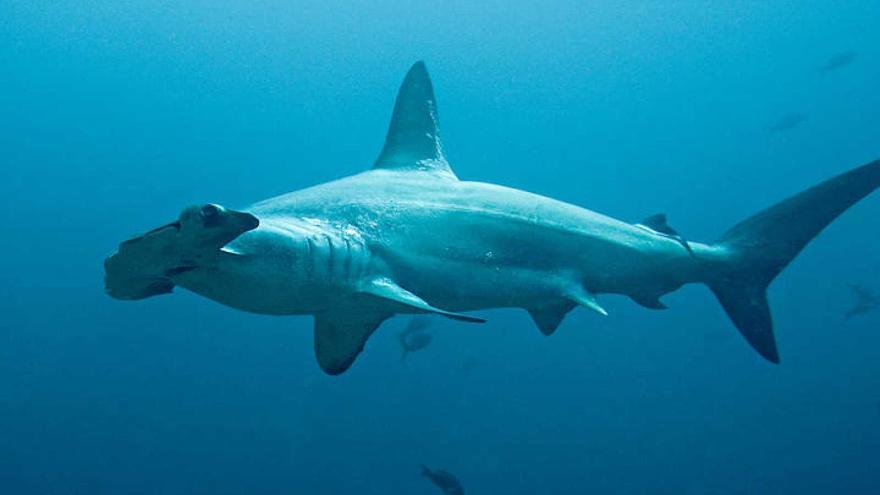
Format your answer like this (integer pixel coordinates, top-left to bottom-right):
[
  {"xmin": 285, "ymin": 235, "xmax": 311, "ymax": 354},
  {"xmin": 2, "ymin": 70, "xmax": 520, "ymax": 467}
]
[
  {"xmin": 373, "ymin": 61, "xmax": 457, "ymax": 179},
  {"xmin": 361, "ymin": 277, "xmax": 486, "ymax": 323},
  {"xmin": 528, "ymin": 301, "xmax": 576, "ymax": 336},
  {"xmin": 314, "ymin": 310, "xmax": 390, "ymax": 375}
]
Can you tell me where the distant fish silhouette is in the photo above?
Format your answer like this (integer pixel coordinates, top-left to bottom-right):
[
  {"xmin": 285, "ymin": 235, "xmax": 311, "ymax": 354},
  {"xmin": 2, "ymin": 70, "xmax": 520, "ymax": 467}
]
[
  {"xmin": 421, "ymin": 465, "xmax": 465, "ymax": 495},
  {"xmin": 398, "ymin": 316, "xmax": 433, "ymax": 360},
  {"xmin": 769, "ymin": 113, "xmax": 808, "ymax": 134},
  {"xmin": 403, "ymin": 314, "xmax": 432, "ymax": 334},
  {"xmin": 818, "ymin": 50, "xmax": 857, "ymax": 75},
  {"xmin": 459, "ymin": 355, "xmax": 479, "ymax": 373},
  {"xmin": 845, "ymin": 284, "xmax": 879, "ymax": 319}
]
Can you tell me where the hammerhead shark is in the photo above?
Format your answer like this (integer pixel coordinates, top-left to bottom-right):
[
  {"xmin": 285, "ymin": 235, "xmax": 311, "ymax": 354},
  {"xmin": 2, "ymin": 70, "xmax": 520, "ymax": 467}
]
[{"xmin": 105, "ymin": 62, "xmax": 880, "ymax": 375}]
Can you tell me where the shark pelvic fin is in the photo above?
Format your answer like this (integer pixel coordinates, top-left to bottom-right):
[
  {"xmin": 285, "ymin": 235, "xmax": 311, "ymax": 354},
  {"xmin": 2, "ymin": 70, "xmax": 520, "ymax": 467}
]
[
  {"xmin": 373, "ymin": 61, "xmax": 457, "ymax": 179},
  {"xmin": 361, "ymin": 277, "xmax": 486, "ymax": 323},
  {"xmin": 314, "ymin": 310, "xmax": 390, "ymax": 375},
  {"xmin": 528, "ymin": 301, "xmax": 576, "ymax": 336},
  {"xmin": 630, "ymin": 293, "xmax": 668, "ymax": 310},
  {"xmin": 566, "ymin": 286, "xmax": 608, "ymax": 316}
]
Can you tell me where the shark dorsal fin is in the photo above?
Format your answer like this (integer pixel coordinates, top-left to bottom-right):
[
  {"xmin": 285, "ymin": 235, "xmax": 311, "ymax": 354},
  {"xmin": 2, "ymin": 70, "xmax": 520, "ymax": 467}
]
[
  {"xmin": 640, "ymin": 214, "xmax": 673, "ymax": 234},
  {"xmin": 373, "ymin": 62, "xmax": 457, "ymax": 179}
]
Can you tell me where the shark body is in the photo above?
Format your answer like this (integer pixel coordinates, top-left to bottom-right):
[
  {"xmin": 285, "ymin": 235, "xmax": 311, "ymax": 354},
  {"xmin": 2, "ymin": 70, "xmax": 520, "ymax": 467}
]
[{"xmin": 105, "ymin": 62, "xmax": 880, "ymax": 374}]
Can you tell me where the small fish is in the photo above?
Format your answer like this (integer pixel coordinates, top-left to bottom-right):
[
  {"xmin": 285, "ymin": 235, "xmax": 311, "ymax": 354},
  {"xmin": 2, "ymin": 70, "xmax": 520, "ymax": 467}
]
[
  {"xmin": 769, "ymin": 113, "xmax": 808, "ymax": 134},
  {"xmin": 845, "ymin": 284, "xmax": 879, "ymax": 319},
  {"xmin": 403, "ymin": 315, "xmax": 432, "ymax": 334},
  {"xmin": 399, "ymin": 316, "xmax": 434, "ymax": 360},
  {"xmin": 459, "ymin": 355, "xmax": 479, "ymax": 373},
  {"xmin": 818, "ymin": 50, "xmax": 857, "ymax": 75},
  {"xmin": 421, "ymin": 465, "xmax": 465, "ymax": 495}
]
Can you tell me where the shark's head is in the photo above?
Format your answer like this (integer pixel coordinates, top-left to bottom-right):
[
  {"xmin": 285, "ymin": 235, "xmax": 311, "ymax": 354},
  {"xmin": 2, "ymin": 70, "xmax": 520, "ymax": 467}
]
[
  {"xmin": 104, "ymin": 203, "xmax": 259, "ymax": 300},
  {"xmin": 177, "ymin": 203, "xmax": 260, "ymax": 250}
]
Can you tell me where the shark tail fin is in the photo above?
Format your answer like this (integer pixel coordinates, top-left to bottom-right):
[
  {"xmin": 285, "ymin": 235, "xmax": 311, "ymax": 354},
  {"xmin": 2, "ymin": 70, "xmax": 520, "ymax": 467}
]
[{"xmin": 703, "ymin": 159, "xmax": 880, "ymax": 363}]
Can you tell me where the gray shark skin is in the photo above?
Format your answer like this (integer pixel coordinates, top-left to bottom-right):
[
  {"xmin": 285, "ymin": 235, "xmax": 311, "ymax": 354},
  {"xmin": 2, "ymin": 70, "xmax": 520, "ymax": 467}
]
[{"xmin": 105, "ymin": 61, "xmax": 880, "ymax": 375}]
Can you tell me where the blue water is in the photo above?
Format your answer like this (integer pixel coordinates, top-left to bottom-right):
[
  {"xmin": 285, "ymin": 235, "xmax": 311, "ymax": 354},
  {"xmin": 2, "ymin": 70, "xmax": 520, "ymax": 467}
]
[{"xmin": 2, "ymin": 2, "xmax": 880, "ymax": 493}]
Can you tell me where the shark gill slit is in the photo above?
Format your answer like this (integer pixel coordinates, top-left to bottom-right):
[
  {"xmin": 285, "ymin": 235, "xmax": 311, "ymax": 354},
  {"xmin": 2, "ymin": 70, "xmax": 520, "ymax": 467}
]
[
  {"xmin": 343, "ymin": 238, "xmax": 353, "ymax": 282},
  {"xmin": 305, "ymin": 237, "xmax": 316, "ymax": 281},
  {"xmin": 324, "ymin": 233, "xmax": 335, "ymax": 283}
]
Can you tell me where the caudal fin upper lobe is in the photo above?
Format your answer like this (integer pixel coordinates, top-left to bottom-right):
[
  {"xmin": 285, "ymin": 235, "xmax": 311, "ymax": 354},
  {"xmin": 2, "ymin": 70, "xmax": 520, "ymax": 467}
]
[{"xmin": 704, "ymin": 159, "xmax": 880, "ymax": 362}]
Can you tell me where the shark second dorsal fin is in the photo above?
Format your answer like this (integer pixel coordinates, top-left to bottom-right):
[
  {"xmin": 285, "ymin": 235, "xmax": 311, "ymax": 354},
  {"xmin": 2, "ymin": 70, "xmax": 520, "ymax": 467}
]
[
  {"xmin": 636, "ymin": 213, "xmax": 693, "ymax": 255},
  {"xmin": 639, "ymin": 214, "xmax": 673, "ymax": 234},
  {"xmin": 373, "ymin": 61, "xmax": 457, "ymax": 179}
]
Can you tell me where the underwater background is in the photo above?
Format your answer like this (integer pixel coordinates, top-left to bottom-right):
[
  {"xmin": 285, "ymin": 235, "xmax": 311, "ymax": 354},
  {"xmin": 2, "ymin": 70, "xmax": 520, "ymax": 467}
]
[{"xmin": 2, "ymin": 1, "xmax": 880, "ymax": 493}]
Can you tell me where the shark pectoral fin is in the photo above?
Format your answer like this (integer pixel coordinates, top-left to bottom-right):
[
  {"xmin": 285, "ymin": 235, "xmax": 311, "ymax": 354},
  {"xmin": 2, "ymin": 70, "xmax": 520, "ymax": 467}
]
[
  {"xmin": 528, "ymin": 301, "xmax": 576, "ymax": 336},
  {"xmin": 360, "ymin": 277, "xmax": 486, "ymax": 323},
  {"xmin": 566, "ymin": 287, "xmax": 608, "ymax": 316},
  {"xmin": 314, "ymin": 310, "xmax": 390, "ymax": 375},
  {"xmin": 372, "ymin": 62, "xmax": 458, "ymax": 179}
]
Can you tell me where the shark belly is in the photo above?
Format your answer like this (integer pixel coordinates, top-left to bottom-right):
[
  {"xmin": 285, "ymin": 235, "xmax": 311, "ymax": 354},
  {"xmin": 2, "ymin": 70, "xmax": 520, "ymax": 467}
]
[{"xmin": 370, "ymin": 210, "xmax": 692, "ymax": 312}]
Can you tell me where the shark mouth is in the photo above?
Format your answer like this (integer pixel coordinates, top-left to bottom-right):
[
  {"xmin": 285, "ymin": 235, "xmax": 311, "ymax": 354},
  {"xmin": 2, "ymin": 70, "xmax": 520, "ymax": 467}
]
[{"xmin": 164, "ymin": 265, "xmax": 198, "ymax": 277}]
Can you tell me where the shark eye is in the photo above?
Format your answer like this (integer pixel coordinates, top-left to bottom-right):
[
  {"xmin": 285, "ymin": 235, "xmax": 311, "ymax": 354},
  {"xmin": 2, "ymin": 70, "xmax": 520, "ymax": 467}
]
[{"xmin": 201, "ymin": 204, "xmax": 220, "ymax": 219}]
